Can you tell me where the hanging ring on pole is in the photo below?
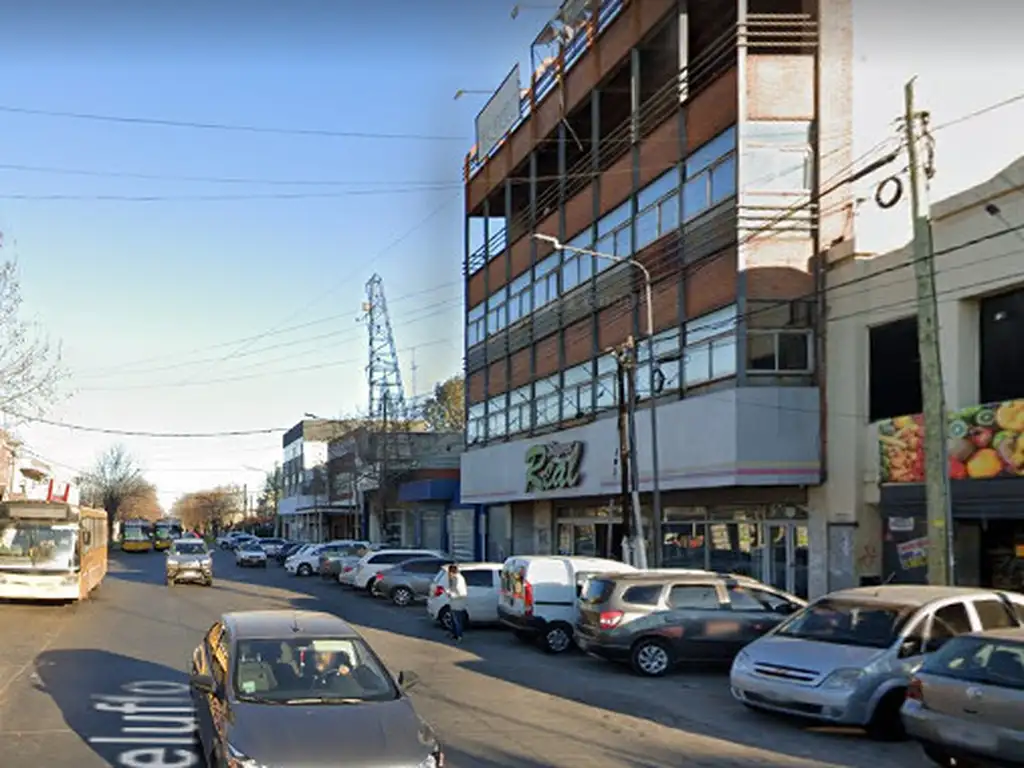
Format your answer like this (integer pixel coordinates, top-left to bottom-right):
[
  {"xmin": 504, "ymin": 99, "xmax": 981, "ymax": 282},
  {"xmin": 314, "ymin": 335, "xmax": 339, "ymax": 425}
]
[{"xmin": 875, "ymin": 176, "xmax": 903, "ymax": 209}]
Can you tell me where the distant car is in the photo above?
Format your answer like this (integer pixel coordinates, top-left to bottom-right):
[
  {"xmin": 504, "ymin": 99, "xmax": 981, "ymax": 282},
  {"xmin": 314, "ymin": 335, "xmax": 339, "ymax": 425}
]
[
  {"xmin": 166, "ymin": 539, "xmax": 213, "ymax": 587},
  {"xmin": 258, "ymin": 538, "xmax": 287, "ymax": 557},
  {"xmin": 274, "ymin": 541, "xmax": 304, "ymax": 564},
  {"xmin": 350, "ymin": 549, "xmax": 448, "ymax": 594},
  {"xmin": 235, "ymin": 542, "xmax": 267, "ymax": 568},
  {"xmin": 189, "ymin": 610, "xmax": 444, "ymax": 767},
  {"xmin": 375, "ymin": 556, "xmax": 454, "ymax": 606}
]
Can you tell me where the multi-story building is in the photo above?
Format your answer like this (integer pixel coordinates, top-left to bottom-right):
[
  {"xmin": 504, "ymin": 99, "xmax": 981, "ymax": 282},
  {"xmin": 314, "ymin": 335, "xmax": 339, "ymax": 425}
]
[
  {"xmin": 458, "ymin": 0, "xmax": 853, "ymax": 598},
  {"xmin": 278, "ymin": 418, "xmax": 360, "ymax": 542},
  {"xmin": 817, "ymin": 156, "xmax": 1024, "ymax": 593}
]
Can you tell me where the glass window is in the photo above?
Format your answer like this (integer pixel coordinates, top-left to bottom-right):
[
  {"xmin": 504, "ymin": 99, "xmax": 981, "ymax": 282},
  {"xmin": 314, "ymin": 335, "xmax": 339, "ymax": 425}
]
[
  {"xmin": 638, "ymin": 169, "xmax": 679, "ymax": 209},
  {"xmin": 662, "ymin": 523, "xmax": 706, "ymax": 569},
  {"xmin": 613, "ymin": 226, "xmax": 632, "ymax": 258},
  {"xmin": 684, "ymin": 306, "xmax": 738, "ymax": 386},
  {"xmin": 622, "ymin": 584, "xmax": 664, "ymax": 606},
  {"xmin": 534, "ymin": 376, "xmax": 559, "ymax": 426},
  {"xmin": 595, "ymin": 353, "xmax": 617, "ymax": 410},
  {"xmin": 708, "ymin": 523, "xmax": 760, "ymax": 576},
  {"xmin": 686, "ymin": 127, "xmax": 736, "ymax": 176},
  {"xmin": 466, "ymin": 403, "xmax": 485, "ymax": 444},
  {"xmin": 668, "ymin": 584, "xmax": 721, "ymax": 610},
  {"xmin": 710, "ymin": 154, "xmax": 736, "ymax": 204},
  {"xmin": 931, "ymin": 602, "xmax": 973, "ymax": 642},
  {"xmin": 682, "ymin": 175, "xmax": 709, "ymax": 221},
  {"xmin": 683, "ymin": 127, "xmax": 737, "ymax": 222},
  {"xmin": 567, "ymin": 229, "xmax": 592, "ymax": 251},
  {"xmin": 463, "ymin": 570, "xmax": 494, "ymax": 588},
  {"xmin": 598, "ymin": 200, "xmax": 630, "ymax": 237},
  {"xmin": 974, "ymin": 599, "xmax": 1017, "ymax": 630},
  {"xmin": 776, "ymin": 599, "xmax": 916, "ymax": 649},
  {"xmin": 922, "ymin": 637, "xmax": 1024, "ymax": 690},
  {"xmin": 467, "ymin": 303, "xmax": 486, "ymax": 347},
  {"xmin": 487, "ymin": 394, "xmax": 507, "ymax": 438},
  {"xmin": 727, "ymin": 585, "xmax": 769, "ymax": 611},
  {"xmin": 507, "ymin": 387, "xmax": 530, "ymax": 434},
  {"xmin": 635, "ymin": 206, "xmax": 659, "ymax": 251},
  {"xmin": 561, "ymin": 363, "xmax": 593, "ymax": 419},
  {"xmin": 687, "ymin": 305, "xmax": 737, "ymax": 343}
]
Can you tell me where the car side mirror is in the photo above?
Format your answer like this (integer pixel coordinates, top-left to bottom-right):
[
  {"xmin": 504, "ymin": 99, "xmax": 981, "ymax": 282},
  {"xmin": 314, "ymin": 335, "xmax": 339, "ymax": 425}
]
[
  {"xmin": 397, "ymin": 670, "xmax": 420, "ymax": 691},
  {"xmin": 898, "ymin": 638, "xmax": 922, "ymax": 658},
  {"xmin": 189, "ymin": 673, "xmax": 215, "ymax": 694}
]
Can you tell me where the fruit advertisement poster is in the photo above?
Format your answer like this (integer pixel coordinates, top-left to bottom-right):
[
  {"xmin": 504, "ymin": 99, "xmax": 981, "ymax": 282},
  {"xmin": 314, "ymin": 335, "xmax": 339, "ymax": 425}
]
[{"xmin": 878, "ymin": 399, "xmax": 1024, "ymax": 484}]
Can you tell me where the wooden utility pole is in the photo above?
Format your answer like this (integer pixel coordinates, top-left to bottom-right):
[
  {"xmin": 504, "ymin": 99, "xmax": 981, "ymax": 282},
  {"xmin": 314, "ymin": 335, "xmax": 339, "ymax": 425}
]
[
  {"xmin": 903, "ymin": 78, "xmax": 953, "ymax": 585},
  {"xmin": 615, "ymin": 349, "xmax": 633, "ymax": 560}
]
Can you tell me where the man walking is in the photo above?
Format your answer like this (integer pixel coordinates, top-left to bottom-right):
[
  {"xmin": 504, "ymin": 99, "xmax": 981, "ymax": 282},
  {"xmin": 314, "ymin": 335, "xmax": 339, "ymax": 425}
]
[{"xmin": 445, "ymin": 564, "xmax": 469, "ymax": 644}]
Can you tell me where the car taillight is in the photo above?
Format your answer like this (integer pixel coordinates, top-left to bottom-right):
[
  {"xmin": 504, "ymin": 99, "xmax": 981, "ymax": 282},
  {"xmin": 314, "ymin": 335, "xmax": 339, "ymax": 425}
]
[
  {"xmin": 434, "ymin": 585, "xmax": 445, "ymax": 597},
  {"xmin": 906, "ymin": 677, "xmax": 923, "ymax": 702},
  {"xmin": 524, "ymin": 582, "xmax": 534, "ymax": 616},
  {"xmin": 375, "ymin": 572, "xmax": 384, "ymax": 580},
  {"xmin": 598, "ymin": 610, "xmax": 624, "ymax": 630},
  {"xmin": 343, "ymin": 566, "xmax": 353, "ymax": 572}
]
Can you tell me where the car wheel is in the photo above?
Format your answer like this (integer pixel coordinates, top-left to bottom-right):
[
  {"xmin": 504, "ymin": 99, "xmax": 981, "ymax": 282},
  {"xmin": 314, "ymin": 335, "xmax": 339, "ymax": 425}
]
[
  {"xmin": 391, "ymin": 586, "xmax": 414, "ymax": 607},
  {"xmin": 439, "ymin": 607, "xmax": 454, "ymax": 633},
  {"xmin": 630, "ymin": 638, "xmax": 672, "ymax": 677},
  {"xmin": 542, "ymin": 623, "xmax": 573, "ymax": 654},
  {"xmin": 866, "ymin": 689, "xmax": 907, "ymax": 741},
  {"xmin": 297, "ymin": 563, "xmax": 313, "ymax": 577}
]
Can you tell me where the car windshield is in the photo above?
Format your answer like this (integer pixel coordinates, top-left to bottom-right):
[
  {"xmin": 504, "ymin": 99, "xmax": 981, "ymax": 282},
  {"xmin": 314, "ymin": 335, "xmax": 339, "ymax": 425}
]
[
  {"xmin": 173, "ymin": 542, "xmax": 207, "ymax": 555},
  {"xmin": 240, "ymin": 542, "xmax": 260, "ymax": 551},
  {"xmin": 775, "ymin": 598, "xmax": 914, "ymax": 648},
  {"xmin": 233, "ymin": 637, "xmax": 399, "ymax": 704}
]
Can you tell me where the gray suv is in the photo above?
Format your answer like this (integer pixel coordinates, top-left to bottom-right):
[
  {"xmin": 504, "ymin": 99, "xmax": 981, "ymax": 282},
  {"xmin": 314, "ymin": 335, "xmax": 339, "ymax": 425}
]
[{"xmin": 166, "ymin": 539, "xmax": 213, "ymax": 587}]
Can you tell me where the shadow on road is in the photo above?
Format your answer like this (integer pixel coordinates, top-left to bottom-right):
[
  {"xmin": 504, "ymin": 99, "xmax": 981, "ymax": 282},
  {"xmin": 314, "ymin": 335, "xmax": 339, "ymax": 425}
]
[{"xmin": 33, "ymin": 649, "xmax": 200, "ymax": 767}]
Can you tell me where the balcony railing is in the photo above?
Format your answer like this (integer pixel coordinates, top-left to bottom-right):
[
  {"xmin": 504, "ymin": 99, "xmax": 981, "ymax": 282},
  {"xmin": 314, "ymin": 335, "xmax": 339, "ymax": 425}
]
[
  {"xmin": 876, "ymin": 398, "xmax": 1024, "ymax": 484},
  {"xmin": 464, "ymin": 14, "xmax": 817, "ymax": 276}
]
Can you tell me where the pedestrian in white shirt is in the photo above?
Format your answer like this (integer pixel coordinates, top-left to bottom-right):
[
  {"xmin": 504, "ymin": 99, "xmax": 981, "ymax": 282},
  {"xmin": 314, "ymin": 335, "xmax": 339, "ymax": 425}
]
[{"xmin": 445, "ymin": 564, "xmax": 469, "ymax": 643}]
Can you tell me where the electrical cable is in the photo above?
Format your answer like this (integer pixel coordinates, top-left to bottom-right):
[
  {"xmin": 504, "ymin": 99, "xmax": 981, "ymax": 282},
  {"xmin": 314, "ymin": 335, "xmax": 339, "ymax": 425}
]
[
  {"xmin": 0, "ymin": 103, "xmax": 467, "ymax": 142},
  {"xmin": 931, "ymin": 91, "xmax": 1024, "ymax": 133}
]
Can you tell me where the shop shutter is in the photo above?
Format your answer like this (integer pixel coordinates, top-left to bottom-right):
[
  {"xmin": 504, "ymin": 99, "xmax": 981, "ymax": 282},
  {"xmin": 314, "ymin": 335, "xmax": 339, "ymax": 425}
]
[
  {"xmin": 448, "ymin": 508, "xmax": 475, "ymax": 562},
  {"xmin": 421, "ymin": 509, "xmax": 444, "ymax": 551}
]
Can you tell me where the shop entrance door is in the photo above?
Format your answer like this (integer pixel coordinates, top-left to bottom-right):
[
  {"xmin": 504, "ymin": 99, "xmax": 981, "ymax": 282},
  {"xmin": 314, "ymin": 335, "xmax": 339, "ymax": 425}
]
[
  {"xmin": 763, "ymin": 522, "xmax": 809, "ymax": 598},
  {"xmin": 556, "ymin": 521, "xmax": 624, "ymax": 560}
]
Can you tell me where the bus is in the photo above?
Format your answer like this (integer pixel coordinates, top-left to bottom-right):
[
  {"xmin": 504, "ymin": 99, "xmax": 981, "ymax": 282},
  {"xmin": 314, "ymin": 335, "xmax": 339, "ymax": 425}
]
[
  {"xmin": 153, "ymin": 518, "xmax": 183, "ymax": 551},
  {"xmin": 0, "ymin": 500, "xmax": 108, "ymax": 601},
  {"xmin": 121, "ymin": 519, "xmax": 154, "ymax": 552}
]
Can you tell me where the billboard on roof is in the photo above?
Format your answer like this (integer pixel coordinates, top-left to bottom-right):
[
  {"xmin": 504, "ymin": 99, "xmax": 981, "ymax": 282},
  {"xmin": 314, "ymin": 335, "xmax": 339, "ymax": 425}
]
[{"xmin": 475, "ymin": 64, "xmax": 521, "ymax": 160}]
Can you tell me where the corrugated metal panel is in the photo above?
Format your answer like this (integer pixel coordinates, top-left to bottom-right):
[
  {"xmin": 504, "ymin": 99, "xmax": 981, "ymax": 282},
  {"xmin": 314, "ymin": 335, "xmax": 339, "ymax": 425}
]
[
  {"xmin": 466, "ymin": 344, "xmax": 487, "ymax": 374},
  {"xmin": 448, "ymin": 508, "xmax": 475, "ymax": 562},
  {"xmin": 683, "ymin": 201, "xmax": 738, "ymax": 264},
  {"xmin": 532, "ymin": 302, "xmax": 560, "ymax": 340},
  {"xmin": 508, "ymin": 322, "xmax": 532, "ymax": 354}
]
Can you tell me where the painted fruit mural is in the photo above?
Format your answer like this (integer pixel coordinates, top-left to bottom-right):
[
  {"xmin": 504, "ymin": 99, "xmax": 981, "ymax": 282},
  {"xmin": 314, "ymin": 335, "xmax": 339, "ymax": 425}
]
[{"xmin": 878, "ymin": 399, "xmax": 1024, "ymax": 483}]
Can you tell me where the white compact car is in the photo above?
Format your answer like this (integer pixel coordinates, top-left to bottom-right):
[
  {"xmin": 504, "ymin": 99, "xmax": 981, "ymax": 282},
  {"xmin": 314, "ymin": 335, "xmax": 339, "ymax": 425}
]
[
  {"xmin": 234, "ymin": 541, "xmax": 267, "ymax": 567},
  {"xmin": 349, "ymin": 549, "xmax": 447, "ymax": 593},
  {"xmin": 427, "ymin": 562, "xmax": 503, "ymax": 633}
]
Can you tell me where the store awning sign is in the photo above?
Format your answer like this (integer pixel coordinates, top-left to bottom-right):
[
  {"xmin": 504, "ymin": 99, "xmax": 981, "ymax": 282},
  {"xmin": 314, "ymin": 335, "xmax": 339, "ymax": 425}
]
[
  {"xmin": 525, "ymin": 441, "xmax": 584, "ymax": 492},
  {"xmin": 878, "ymin": 398, "xmax": 1024, "ymax": 484}
]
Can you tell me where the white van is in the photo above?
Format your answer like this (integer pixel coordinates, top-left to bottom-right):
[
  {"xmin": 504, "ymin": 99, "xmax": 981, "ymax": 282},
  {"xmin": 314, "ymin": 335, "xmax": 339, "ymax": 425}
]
[{"xmin": 498, "ymin": 555, "xmax": 636, "ymax": 653}]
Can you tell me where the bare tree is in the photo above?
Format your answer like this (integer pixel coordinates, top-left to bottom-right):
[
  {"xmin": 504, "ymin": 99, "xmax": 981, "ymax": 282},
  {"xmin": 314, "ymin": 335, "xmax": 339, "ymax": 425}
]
[
  {"xmin": 77, "ymin": 444, "xmax": 150, "ymax": 536},
  {"xmin": 257, "ymin": 464, "xmax": 282, "ymax": 516},
  {"xmin": 0, "ymin": 260, "xmax": 65, "ymax": 418},
  {"xmin": 172, "ymin": 486, "xmax": 242, "ymax": 535},
  {"xmin": 116, "ymin": 481, "xmax": 162, "ymax": 521}
]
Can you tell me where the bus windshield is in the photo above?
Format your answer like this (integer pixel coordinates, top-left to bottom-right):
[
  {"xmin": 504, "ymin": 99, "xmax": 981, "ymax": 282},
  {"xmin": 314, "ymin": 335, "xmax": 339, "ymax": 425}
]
[
  {"xmin": 154, "ymin": 522, "xmax": 182, "ymax": 540},
  {"xmin": 123, "ymin": 525, "xmax": 151, "ymax": 542},
  {"xmin": 0, "ymin": 521, "xmax": 78, "ymax": 571}
]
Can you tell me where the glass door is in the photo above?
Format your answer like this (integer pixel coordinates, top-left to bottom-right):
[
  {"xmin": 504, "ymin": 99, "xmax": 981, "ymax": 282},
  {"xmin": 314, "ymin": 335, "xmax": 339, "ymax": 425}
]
[{"xmin": 763, "ymin": 522, "xmax": 810, "ymax": 598}]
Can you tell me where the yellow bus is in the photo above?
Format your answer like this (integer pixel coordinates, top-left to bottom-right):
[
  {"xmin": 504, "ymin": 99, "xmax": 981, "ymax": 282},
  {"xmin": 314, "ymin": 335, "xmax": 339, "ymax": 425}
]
[
  {"xmin": 121, "ymin": 519, "xmax": 154, "ymax": 552},
  {"xmin": 153, "ymin": 518, "xmax": 183, "ymax": 551},
  {"xmin": 0, "ymin": 500, "xmax": 108, "ymax": 601}
]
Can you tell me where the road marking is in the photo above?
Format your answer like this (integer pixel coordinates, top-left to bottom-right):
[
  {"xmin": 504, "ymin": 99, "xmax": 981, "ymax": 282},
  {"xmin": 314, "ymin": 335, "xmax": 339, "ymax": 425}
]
[{"xmin": 88, "ymin": 680, "xmax": 199, "ymax": 768}]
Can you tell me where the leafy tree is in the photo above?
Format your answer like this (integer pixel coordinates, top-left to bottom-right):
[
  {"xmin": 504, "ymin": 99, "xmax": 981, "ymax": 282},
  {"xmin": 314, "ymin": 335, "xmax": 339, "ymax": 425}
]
[
  {"xmin": 171, "ymin": 486, "xmax": 242, "ymax": 534},
  {"xmin": 116, "ymin": 481, "xmax": 162, "ymax": 521},
  {"xmin": 421, "ymin": 374, "xmax": 465, "ymax": 432},
  {"xmin": 256, "ymin": 464, "xmax": 282, "ymax": 516},
  {"xmin": 77, "ymin": 444, "xmax": 150, "ymax": 536},
  {"xmin": 0, "ymin": 260, "xmax": 65, "ymax": 417}
]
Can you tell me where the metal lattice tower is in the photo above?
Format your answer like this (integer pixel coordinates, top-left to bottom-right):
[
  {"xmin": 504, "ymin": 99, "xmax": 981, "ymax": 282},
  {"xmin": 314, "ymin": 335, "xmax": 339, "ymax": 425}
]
[{"xmin": 362, "ymin": 274, "xmax": 408, "ymax": 422}]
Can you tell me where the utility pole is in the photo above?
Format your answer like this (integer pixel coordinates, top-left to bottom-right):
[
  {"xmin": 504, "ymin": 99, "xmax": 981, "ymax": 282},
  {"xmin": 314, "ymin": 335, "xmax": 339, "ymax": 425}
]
[
  {"xmin": 623, "ymin": 336, "xmax": 648, "ymax": 569},
  {"xmin": 903, "ymin": 78, "xmax": 954, "ymax": 586},
  {"xmin": 615, "ymin": 348, "xmax": 633, "ymax": 562},
  {"xmin": 379, "ymin": 391, "xmax": 390, "ymax": 546}
]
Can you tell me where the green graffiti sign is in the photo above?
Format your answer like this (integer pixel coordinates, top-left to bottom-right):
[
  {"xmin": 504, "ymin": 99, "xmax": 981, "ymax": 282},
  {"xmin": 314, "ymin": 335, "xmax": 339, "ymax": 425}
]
[{"xmin": 525, "ymin": 441, "xmax": 584, "ymax": 492}]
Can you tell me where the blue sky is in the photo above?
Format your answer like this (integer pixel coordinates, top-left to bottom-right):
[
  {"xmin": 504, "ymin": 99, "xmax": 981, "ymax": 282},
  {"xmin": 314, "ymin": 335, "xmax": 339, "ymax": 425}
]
[
  {"xmin": 3, "ymin": 1, "xmax": 1024, "ymax": 510},
  {"xmin": 1, "ymin": 1, "xmax": 555, "ymax": 508}
]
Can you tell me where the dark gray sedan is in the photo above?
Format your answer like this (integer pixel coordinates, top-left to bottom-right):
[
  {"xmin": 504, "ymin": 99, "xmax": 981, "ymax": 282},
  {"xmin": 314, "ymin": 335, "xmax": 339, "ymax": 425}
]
[{"xmin": 189, "ymin": 610, "xmax": 443, "ymax": 768}]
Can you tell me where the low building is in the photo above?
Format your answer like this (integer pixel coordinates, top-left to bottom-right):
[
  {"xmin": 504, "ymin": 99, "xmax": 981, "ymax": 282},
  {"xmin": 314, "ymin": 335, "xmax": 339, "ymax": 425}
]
[{"xmin": 814, "ymin": 157, "xmax": 1024, "ymax": 593}]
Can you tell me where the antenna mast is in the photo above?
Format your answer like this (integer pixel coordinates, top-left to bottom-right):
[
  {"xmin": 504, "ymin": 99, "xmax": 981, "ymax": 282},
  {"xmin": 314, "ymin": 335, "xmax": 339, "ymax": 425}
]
[{"xmin": 362, "ymin": 274, "xmax": 408, "ymax": 423}]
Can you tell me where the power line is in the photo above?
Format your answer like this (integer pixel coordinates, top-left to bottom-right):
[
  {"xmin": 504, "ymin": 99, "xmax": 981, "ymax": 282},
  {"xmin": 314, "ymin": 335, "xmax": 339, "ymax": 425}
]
[
  {"xmin": 932, "ymin": 91, "xmax": 1024, "ymax": 132},
  {"xmin": 6, "ymin": 412, "xmax": 286, "ymax": 438},
  {"xmin": 0, "ymin": 187, "xmax": 461, "ymax": 202},
  {"xmin": 0, "ymin": 103, "xmax": 467, "ymax": 142}
]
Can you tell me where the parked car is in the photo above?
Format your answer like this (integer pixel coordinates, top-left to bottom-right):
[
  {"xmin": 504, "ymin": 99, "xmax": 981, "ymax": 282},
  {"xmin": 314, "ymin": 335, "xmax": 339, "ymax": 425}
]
[
  {"xmin": 901, "ymin": 626, "xmax": 1024, "ymax": 765},
  {"xmin": 574, "ymin": 570, "xmax": 804, "ymax": 676},
  {"xmin": 235, "ymin": 541, "xmax": 268, "ymax": 568},
  {"xmin": 215, "ymin": 532, "xmax": 245, "ymax": 550},
  {"xmin": 274, "ymin": 541, "xmax": 304, "ymax": 565},
  {"xmin": 285, "ymin": 541, "xmax": 366, "ymax": 577},
  {"xmin": 165, "ymin": 539, "xmax": 214, "ymax": 587},
  {"xmin": 317, "ymin": 541, "xmax": 371, "ymax": 579},
  {"xmin": 222, "ymin": 533, "xmax": 258, "ymax": 551},
  {"xmin": 349, "ymin": 549, "xmax": 448, "ymax": 594},
  {"xmin": 189, "ymin": 610, "xmax": 443, "ymax": 767},
  {"xmin": 258, "ymin": 538, "xmax": 288, "ymax": 557},
  {"xmin": 375, "ymin": 556, "xmax": 455, "ymax": 606},
  {"xmin": 497, "ymin": 556, "xmax": 637, "ymax": 654},
  {"xmin": 427, "ymin": 563, "xmax": 503, "ymax": 632},
  {"xmin": 730, "ymin": 585, "xmax": 1024, "ymax": 740},
  {"xmin": 337, "ymin": 544, "xmax": 386, "ymax": 586}
]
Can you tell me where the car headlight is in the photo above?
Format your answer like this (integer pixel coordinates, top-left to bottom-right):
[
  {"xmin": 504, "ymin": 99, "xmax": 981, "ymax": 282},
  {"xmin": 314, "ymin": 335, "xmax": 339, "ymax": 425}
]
[
  {"xmin": 732, "ymin": 650, "xmax": 753, "ymax": 674},
  {"xmin": 226, "ymin": 743, "xmax": 266, "ymax": 768},
  {"xmin": 821, "ymin": 668, "xmax": 864, "ymax": 690}
]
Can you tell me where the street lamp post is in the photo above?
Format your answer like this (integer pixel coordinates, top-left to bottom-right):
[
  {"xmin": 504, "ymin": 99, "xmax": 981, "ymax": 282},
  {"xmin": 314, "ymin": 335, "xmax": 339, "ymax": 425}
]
[{"xmin": 533, "ymin": 234, "xmax": 658, "ymax": 569}]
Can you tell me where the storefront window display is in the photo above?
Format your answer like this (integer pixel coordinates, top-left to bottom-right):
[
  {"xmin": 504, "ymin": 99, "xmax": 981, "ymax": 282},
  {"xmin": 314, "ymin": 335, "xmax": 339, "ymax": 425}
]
[{"xmin": 662, "ymin": 506, "xmax": 809, "ymax": 598}]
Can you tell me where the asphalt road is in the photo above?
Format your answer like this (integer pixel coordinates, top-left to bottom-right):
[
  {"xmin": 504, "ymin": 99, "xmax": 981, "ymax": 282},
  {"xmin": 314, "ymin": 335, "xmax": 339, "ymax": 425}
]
[{"xmin": 0, "ymin": 550, "xmax": 934, "ymax": 768}]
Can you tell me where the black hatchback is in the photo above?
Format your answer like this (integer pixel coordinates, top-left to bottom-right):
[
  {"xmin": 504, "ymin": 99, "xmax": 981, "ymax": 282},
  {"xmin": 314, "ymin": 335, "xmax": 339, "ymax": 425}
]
[{"xmin": 574, "ymin": 571, "xmax": 806, "ymax": 677}]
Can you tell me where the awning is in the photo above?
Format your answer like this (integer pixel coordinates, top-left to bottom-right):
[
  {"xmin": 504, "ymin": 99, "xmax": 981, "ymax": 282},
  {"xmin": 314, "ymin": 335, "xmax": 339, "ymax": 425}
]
[{"xmin": 398, "ymin": 479, "xmax": 459, "ymax": 503}]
